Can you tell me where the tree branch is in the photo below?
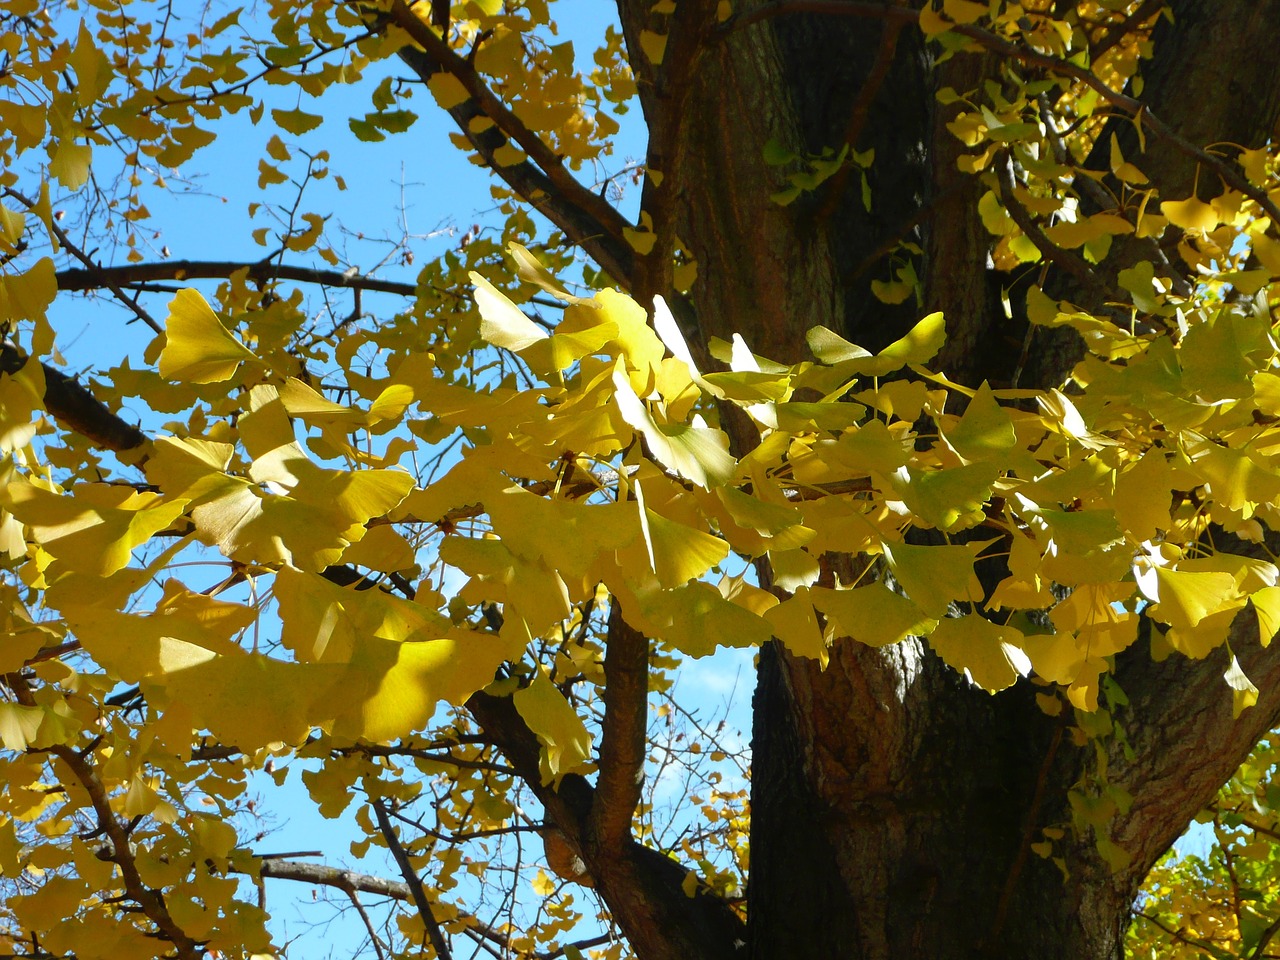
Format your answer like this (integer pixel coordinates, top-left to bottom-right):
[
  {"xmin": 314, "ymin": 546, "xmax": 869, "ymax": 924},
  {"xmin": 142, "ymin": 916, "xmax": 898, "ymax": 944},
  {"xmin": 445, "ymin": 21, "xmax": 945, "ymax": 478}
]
[
  {"xmin": 0, "ymin": 342, "xmax": 148, "ymax": 455},
  {"xmin": 465, "ymin": 682, "xmax": 746, "ymax": 960},
  {"xmin": 54, "ymin": 260, "xmax": 421, "ymax": 298},
  {"xmin": 370, "ymin": 795, "xmax": 454, "ymax": 960},
  {"xmin": 590, "ymin": 601, "xmax": 650, "ymax": 852},
  {"xmin": 3, "ymin": 189, "xmax": 161, "ymax": 333},
  {"xmin": 53, "ymin": 259, "xmax": 568, "ymax": 309},
  {"xmin": 387, "ymin": 1, "xmax": 637, "ymax": 288},
  {"xmin": 995, "ymin": 151, "xmax": 1104, "ymax": 292}
]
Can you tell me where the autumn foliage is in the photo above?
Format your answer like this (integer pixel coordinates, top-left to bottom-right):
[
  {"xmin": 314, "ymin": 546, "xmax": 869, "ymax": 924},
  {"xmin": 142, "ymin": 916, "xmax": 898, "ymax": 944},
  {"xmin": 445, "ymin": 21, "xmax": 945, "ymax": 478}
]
[{"xmin": 3, "ymin": 1, "xmax": 1280, "ymax": 958}]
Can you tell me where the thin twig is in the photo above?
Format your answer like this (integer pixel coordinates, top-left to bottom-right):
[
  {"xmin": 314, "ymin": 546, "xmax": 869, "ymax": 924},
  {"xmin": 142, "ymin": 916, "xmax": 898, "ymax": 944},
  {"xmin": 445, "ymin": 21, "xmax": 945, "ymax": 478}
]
[
  {"xmin": 3, "ymin": 188, "xmax": 161, "ymax": 332},
  {"xmin": 986, "ymin": 720, "xmax": 1065, "ymax": 946},
  {"xmin": 346, "ymin": 888, "xmax": 390, "ymax": 960}
]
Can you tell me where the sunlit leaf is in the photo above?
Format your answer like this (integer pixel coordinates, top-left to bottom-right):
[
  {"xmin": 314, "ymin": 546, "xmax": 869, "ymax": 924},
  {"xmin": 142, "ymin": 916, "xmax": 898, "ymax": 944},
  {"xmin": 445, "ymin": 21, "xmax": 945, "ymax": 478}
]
[
  {"xmin": 158, "ymin": 289, "xmax": 258, "ymax": 383},
  {"xmin": 512, "ymin": 670, "xmax": 593, "ymax": 784}
]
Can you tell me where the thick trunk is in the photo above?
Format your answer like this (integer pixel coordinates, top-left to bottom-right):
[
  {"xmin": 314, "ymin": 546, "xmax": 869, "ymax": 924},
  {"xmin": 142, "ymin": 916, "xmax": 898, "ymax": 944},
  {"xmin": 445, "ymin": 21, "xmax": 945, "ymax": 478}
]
[
  {"xmin": 750, "ymin": 642, "xmax": 1124, "ymax": 960},
  {"xmin": 605, "ymin": 2, "xmax": 1280, "ymax": 959}
]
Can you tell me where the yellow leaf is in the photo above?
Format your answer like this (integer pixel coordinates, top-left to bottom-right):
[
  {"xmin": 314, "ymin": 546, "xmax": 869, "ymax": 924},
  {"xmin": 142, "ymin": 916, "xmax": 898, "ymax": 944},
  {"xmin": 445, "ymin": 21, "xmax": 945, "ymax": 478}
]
[
  {"xmin": 329, "ymin": 628, "xmax": 522, "ymax": 742},
  {"xmin": 946, "ymin": 382, "xmax": 1016, "ymax": 462},
  {"xmin": 812, "ymin": 582, "xmax": 936, "ymax": 648},
  {"xmin": 764, "ymin": 588, "xmax": 829, "ymax": 666},
  {"xmin": 49, "ymin": 141, "xmax": 92, "ymax": 190},
  {"xmin": 428, "ymin": 73, "xmax": 470, "ymax": 109},
  {"xmin": 69, "ymin": 21, "xmax": 113, "ymax": 107},
  {"xmin": 611, "ymin": 366, "xmax": 737, "ymax": 488},
  {"xmin": 471, "ymin": 272, "xmax": 548, "ymax": 352},
  {"xmin": 532, "ymin": 868, "xmax": 556, "ymax": 896},
  {"xmin": 1109, "ymin": 134, "xmax": 1148, "ymax": 185},
  {"xmin": 512, "ymin": 670, "xmax": 593, "ymax": 784},
  {"xmin": 1251, "ymin": 585, "xmax": 1280, "ymax": 646},
  {"xmin": 895, "ymin": 462, "xmax": 999, "ymax": 532},
  {"xmin": 1160, "ymin": 197, "xmax": 1218, "ymax": 231},
  {"xmin": 1, "ymin": 482, "xmax": 187, "ymax": 577},
  {"xmin": 623, "ymin": 500, "xmax": 729, "ymax": 589},
  {"xmin": 1144, "ymin": 567, "xmax": 1240, "ymax": 631},
  {"xmin": 159, "ymin": 288, "xmax": 258, "ymax": 383},
  {"xmin": 929, "ymin": 614, "xmax": 1030, "ymax": 693},
  {"xmin": 1112, "ymin": 452, "xmax": 1173, "ymax": 543},
  {"xmin": 639, "ymin": 30, "xmax": 667, "ymax": 65},
  {"xmin": 596, "ymin": 288, "xmax": 665, "ymax": 384},
  {"xmin": 918, "ymin": 4, "xmax": 953, "ymax": 35},
  {"xmin": 152, "ymin": 652, "xmax": 327, "ymax": 749},
  {"xmin": 271, "ymin": 108, "xmax": 323, "ymax": 135},
  {"xmin": 882, "ymin": 541, "xmax": 983, "ymax": 618},
  {"xmin": 492, "ymin": 143, "xmax": 526, "ymax": 166},
  {"xmin": 1225, "ymin": 654, "xmax": 1258, "ymax": 717},
  {"xmin": 0, "ymin": 257, "xmax": 57, "ymax": 326},
  {"xmin": 0, "ymin": 355, "xmax": 45, "ymax": 452},
  {"xmin": 623, "ymin": 226, "xmax": 658, "ymax": 255},
  {"xmin": 841, "ymin": 311, "xmax": 946, "ymax": 377},
  {"xmin": 943, "ymin": 0, "xmax": 988, "ymax": 24},
  {"xmin": 275, "ymin": 567, "xmax": 447, "ymax": 663},
  {"xmin": 278, "ymin": 376, "xmax": 364, "ymax": 424},
  {"xmin": 0, "ymin": 703, "xmax": 43, "ymax": 751},
  {"xmin": 630, "ymin": 581, "xmax": 772, "ymax": 657},
  {"xmin": 507, "ymin": 242, "xmax": 580, "ymax": 301},
  {"xmin": 441, "ymin": 536, "xmax": 573, "ymax": 638}
]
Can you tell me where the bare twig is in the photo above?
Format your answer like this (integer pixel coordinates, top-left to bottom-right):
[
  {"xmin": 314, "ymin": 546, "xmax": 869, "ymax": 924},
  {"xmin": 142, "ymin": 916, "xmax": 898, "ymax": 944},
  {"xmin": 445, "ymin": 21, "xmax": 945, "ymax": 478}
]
[
  {"xmin": 3, "ymin": 188, "xmax": 161, "ymax": 332},
  {"xmin": 346, "ymin": 887, "xmax": 390, "ymax": 960}
]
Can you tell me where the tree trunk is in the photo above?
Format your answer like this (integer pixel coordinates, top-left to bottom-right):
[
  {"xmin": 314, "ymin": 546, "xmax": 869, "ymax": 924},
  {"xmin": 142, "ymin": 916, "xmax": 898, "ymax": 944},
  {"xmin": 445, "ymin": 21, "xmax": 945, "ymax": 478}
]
[{"xmin": 606, "ymin": 1, "xmax": 1280, "ymax": 957}]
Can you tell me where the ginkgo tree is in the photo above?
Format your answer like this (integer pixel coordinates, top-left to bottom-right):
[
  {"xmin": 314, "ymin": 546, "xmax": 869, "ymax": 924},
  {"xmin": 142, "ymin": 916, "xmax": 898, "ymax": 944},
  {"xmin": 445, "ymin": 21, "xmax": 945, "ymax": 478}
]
[{"xmin": 4, "ymin": 0, "xmax": 1280, "ymax": 958}]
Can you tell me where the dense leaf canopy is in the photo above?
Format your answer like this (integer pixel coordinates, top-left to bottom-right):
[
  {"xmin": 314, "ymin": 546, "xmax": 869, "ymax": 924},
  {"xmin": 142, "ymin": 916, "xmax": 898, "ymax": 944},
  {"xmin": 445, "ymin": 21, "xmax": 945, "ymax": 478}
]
[{"xmin": 2, "ymin": 1, "xmax": 1280, "ymax": 958}]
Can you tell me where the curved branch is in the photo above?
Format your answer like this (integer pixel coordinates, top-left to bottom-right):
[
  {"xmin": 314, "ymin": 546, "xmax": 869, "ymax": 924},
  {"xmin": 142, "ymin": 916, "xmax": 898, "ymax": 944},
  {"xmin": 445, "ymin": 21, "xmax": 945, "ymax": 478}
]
[
  {"xmin": 387, "ymin": 1, "xmax": 637, "ymax": 287},
  {"xmin": 466, "ymin": 684, "xmax": 746, "ymax": 960},
  {"xmin": 1108, "ymin": 529, "xmax": 1280, "ymax": 897}
]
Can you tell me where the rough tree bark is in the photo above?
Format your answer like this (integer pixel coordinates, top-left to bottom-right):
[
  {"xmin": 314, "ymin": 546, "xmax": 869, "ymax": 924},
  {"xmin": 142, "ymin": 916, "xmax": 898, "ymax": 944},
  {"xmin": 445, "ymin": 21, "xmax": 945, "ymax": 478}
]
[{"xmin": 610, "ymin": 2, "xmax": 1280, "ymax": 959}]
